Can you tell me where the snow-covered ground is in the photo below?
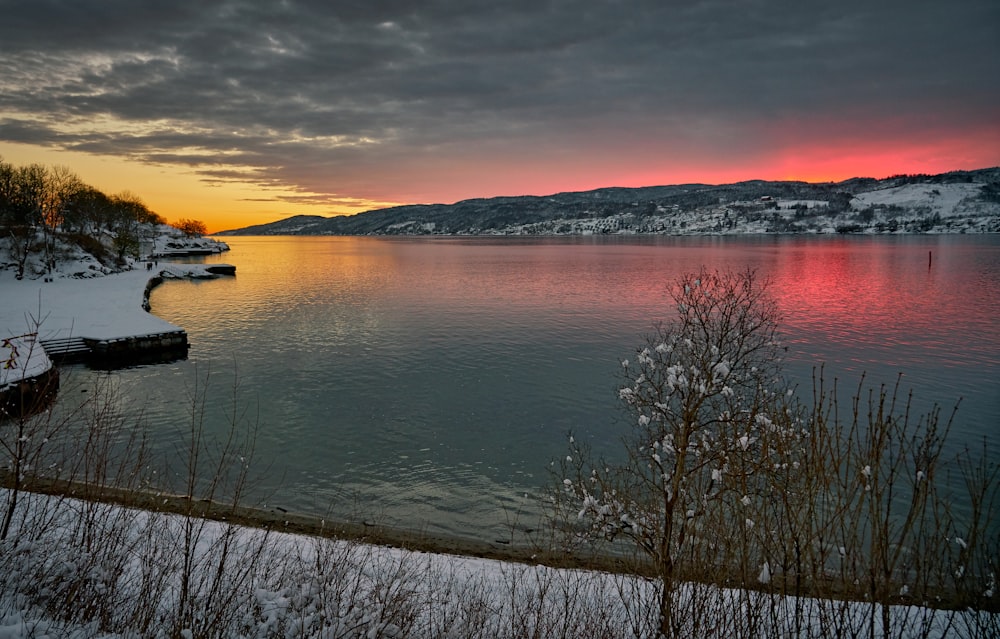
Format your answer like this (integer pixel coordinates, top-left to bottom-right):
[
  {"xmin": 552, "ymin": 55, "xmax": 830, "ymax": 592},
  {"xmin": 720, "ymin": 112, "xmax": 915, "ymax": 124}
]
[
  {"xmin": 0, "ymin": 334, "xmax": 51, "ymax": 393},
  {"xmin": 0, "ymin": 261, "xmax": 232, "ymax": 386},
  {"xmin": 468, "ymin": 181, "xmax": 1000, "ymax": 236},
  {"xmin": 1, "ymin": 267, "xmax": 181, "ymax": 343},
  {"xmin": 850, "ymin": 182, "xmax": 985, "ymax": 217},
  {"xmin": 151, "ymin": 229, "xmax": 230, "ymax": 257},
  {"xmin": 0, "ymin": 489, "xmax": 993, "ymax": 639},
  {"xmin": 1, "ymin": 224, "xmax": 233, "ymax": 388}
]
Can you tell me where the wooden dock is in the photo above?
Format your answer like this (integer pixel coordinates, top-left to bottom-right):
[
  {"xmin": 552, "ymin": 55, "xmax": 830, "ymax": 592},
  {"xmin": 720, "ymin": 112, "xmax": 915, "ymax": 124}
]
[{"xmin": 39, "ymin": 331, "xmax": 190, "ymax": 367}]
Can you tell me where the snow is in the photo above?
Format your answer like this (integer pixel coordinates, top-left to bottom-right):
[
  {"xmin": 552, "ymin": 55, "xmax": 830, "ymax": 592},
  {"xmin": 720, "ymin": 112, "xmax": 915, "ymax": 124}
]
[
  {"xmin": 759, "ymin": 561, "xmax": 771, "ymax": 584},
  {"xmin": 0, "ymin": 335, "xmax": 52, "ymax": 391},
  {"xmin": 1, "ymin": 483, "xmax": 992, "ymax": 637},
  {"xmin": 0, "ymin": 500, "xmax": 952, "ymax": 639},
  {"xmin": 778, "ymin": 199, "xmax": 829, "ymax": 209},
  {"xmin": 151, "ymin": 228, "xmax": 230, "ymax": 257},
  {"xmin": 0, "ymin": 262, "xmax": 232, "ymax": 385},
  {"xmin": 456, "ymin": 178, "xmax": 998, "ymax": 236},
  {"xmin": 0, "ymin": 263, "xmax": 234, "ymax": 342},
  {"xmin": 851, "ymin": 183, "xmax": 983, "ymax": 218},
  {"xmin": 1, "ymin": 267, "xmax": 178, "ymax": 342}
]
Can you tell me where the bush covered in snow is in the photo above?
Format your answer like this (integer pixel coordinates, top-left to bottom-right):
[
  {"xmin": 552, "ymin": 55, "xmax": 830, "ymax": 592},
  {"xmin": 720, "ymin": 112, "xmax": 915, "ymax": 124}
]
[{"xmin": 552, "ymin": 268, "xmax": 999, "ymax": 638}]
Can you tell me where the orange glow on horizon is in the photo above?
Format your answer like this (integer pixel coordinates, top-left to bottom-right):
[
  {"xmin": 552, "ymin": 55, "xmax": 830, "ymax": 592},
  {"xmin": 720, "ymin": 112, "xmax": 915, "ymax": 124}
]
[
  {"xmin": 3, "ymin": 123, "xmax": 999, "ymax": 234},
  {"xmin": 0, "ymin": 142, "xmax": 373, "ymax": 234}
]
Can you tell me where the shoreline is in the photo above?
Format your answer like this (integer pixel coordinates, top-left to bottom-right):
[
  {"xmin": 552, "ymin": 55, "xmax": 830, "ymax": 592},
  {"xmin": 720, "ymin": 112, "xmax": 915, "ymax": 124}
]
[
  {"xmin": 0, "ymin": 471, "xmax": 635, "ymax": 576},
  {"xmin": 0, "ymin": 263, "xmax": 235, "ymax": 373},
  {"xmin": 8, "ymin": 472, "xmax": 982, "ymax": 612}
]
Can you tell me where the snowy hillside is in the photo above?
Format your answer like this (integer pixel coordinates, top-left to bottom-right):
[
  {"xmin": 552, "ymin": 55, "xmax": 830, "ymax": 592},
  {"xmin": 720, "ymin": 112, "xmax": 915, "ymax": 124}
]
[
  {"xmin": 851, "ymin": 182, "xmax": 987, "ymax": 216},
  {"xmin": 218, "ymin": 168, "xmax": 1000, "ymax": 237},
  {"xmin": 0, "ymin": 225, "xmax": 228, "ymax": 283}
]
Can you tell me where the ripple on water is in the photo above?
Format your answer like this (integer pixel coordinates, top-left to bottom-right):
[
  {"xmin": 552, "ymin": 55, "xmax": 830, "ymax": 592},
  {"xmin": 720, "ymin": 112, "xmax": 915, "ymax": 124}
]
[{"xmin": 49, "ymin": 235, "xmax": 1000, "ymax": 540}]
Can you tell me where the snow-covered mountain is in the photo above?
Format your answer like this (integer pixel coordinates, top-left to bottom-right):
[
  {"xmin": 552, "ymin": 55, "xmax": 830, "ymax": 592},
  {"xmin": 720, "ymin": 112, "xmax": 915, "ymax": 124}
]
[{"xmin": 218, "ymin": 168, "xmax": 1000, "ymax": 236}]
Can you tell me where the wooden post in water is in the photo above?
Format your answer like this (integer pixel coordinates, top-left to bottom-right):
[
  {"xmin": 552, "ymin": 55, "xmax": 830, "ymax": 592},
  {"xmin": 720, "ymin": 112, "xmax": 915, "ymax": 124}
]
[{"xmin": 928, "ymin": 250, "xmax": 933, "ymax": 269}]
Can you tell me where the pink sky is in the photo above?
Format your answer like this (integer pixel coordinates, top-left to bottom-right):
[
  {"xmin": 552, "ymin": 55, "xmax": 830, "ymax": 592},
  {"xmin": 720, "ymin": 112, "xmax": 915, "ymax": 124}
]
[{"xmin": 1, "ymin": 2, "xmax": 997, "ymax": 233}]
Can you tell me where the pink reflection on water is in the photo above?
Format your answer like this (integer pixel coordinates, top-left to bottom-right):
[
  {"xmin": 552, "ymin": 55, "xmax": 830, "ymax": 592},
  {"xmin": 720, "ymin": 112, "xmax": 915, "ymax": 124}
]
[{"xmin": 768, "ymin": 237, "xmax": 1000, "ymax": 374}]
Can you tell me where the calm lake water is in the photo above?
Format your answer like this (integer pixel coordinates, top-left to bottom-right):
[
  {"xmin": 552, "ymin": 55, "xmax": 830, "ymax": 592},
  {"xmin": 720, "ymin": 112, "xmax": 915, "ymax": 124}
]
[{"xmin": 59, "ymin": 235, "xmax": 1000, "ymax": 543}]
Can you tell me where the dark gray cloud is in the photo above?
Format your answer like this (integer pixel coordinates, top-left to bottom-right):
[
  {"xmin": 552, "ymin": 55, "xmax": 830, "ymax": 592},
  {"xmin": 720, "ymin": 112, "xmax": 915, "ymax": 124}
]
[{"xmin": 1, "ymin": 0, "xmax": 997, "ymax": 203}]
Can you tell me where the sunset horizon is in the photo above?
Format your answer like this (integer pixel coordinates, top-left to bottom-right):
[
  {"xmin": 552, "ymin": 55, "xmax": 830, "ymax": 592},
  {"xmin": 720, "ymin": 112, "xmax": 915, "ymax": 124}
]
[
  {"xmin": 3, "ymin": 139, "xmax": 996, "ymax": 234},
  {"xmin": 2, "ymin": 1, "xmax": 998, "ymax": 234}
]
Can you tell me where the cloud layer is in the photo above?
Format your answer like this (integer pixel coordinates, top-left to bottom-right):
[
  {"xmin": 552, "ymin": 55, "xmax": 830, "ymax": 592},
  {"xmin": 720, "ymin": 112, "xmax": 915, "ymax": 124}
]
[{"xmin": 2, "ymin": 0, "xmax": 998, "ymax": 209}]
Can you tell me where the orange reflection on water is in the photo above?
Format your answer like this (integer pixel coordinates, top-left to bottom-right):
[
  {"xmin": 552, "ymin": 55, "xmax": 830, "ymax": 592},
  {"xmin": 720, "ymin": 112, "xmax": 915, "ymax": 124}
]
[{"xmin": 148, "ymin": 234, "xmax": 998, "ymax": 460}]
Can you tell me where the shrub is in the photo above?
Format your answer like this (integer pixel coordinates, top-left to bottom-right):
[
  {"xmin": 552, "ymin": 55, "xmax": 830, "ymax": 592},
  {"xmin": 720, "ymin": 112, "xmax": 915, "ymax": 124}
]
[{"xmin": 551, "ymin": 268, "xmax": 999, "ymax": 638}]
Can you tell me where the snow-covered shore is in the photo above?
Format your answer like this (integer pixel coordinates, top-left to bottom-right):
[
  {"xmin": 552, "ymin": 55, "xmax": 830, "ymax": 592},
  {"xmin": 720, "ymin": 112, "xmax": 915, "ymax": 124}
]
[
  {"xmin": 0, "ymin": 334, "xmax": 52, "ymax": 398},
  {"xmin": 0, "ymin": 487, "xmax": 993, "ymax": 639},
  {"xmin": 152, "ymin": 234, "xmax": 230, "ymax": 257},
  {"xmin": 0, "ymin": 262, "xmax": 233, "ymax": 386}
]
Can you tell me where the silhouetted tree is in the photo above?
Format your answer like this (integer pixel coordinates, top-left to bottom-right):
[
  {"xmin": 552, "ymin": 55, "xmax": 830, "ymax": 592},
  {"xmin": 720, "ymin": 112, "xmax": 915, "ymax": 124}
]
[
  {"xmin": 109, "ymin": 191, "xmax": 150, "ymax": 264},
  {"xmin": 172, "ymin": 218, "xmax": 208, "ymax": 237}
]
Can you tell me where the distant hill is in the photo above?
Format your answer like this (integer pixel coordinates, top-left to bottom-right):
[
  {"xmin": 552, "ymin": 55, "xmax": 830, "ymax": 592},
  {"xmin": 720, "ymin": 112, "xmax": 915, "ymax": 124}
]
[
  {"xmin": 224, "ymin": 215, "xmax": 331, "ymax": 236},
  {"xmin": 217, "ymin": 168, "xmax": 1000, "ymax": 237}
]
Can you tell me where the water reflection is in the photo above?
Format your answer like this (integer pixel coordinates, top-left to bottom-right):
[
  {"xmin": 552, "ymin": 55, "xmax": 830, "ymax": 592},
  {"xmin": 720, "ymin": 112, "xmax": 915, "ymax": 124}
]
[
  {"xmin": 766, "ymin": 237, "xmax": 1000, "ymax": 444},
  {"xmin": 71, "ymin": 235, "xmax": 1000, "ymax": 541}
]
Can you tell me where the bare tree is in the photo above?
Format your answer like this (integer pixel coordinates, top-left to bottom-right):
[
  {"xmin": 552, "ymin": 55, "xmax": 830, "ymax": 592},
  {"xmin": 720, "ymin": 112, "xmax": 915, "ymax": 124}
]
[
  {"xmin": 37, "ymin": 165, "xmax": 84, "ymax": 276},
  {"xmin": 172, "ymin": 218, "xmax": 208, "ymax": 238},
  {"xmin": 108, "ymin": 191, "xmax": 150, "ymax": 264},
  {"xmin": 2, "ymin": 163, "xmax": 47, "ymax": 279},
  {"xmin": 554, "ymin": 268, "xmax": 800, "ymax": 637}
]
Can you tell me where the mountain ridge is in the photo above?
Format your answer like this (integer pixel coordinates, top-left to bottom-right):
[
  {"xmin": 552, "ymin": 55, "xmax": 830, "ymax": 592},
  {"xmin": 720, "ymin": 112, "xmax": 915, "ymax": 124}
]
[{"xmin": 217, "ymin": 168, "xmax": 1000, "ymax": 236}]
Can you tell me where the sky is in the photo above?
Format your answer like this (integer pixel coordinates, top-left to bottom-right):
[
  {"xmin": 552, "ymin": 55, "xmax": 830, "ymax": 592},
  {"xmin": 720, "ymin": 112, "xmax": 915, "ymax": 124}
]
[{"xmin": 1, "ymin": 1, "xmax": 998, "ymax": 233}]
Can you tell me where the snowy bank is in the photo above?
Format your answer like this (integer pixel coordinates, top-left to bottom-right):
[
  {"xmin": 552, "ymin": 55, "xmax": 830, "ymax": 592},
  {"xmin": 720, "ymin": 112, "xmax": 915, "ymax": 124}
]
[
  {"xmin": 0, "ymin": 334, "xmax": 58, "ymax": 418},
  {"xmin": 151, "ymin": 231, "xmax": 230, "ymax": 257},
  {"xmin": 0, "ymin": 263, "xmax": 234, "ymax": 373},
  {"xmin": 0, "ymin": 335, "xmax": 51, "ymax": 390},
  {"xmin": 0, "ymin": 487, "xmax": 994, "ymax": 639}
]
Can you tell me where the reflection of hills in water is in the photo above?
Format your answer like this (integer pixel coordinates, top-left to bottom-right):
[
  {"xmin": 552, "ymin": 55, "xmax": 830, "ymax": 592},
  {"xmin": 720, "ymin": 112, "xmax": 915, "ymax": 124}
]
[{"xmin": 218, "ymin": 168, "xmax": 1000, "ymax": 236}]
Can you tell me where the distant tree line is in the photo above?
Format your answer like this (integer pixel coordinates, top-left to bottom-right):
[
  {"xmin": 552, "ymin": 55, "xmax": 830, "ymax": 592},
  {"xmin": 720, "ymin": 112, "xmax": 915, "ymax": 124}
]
[{"xmin": 0, "ymin": 157, "xmax": 206, "ymax": 279}]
